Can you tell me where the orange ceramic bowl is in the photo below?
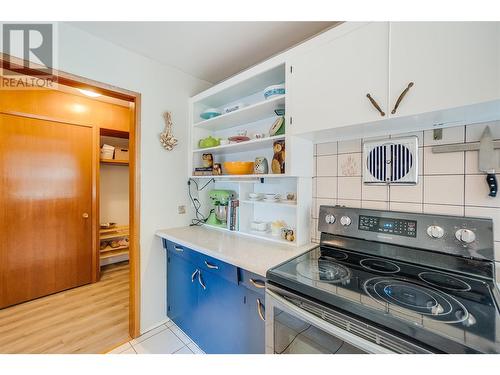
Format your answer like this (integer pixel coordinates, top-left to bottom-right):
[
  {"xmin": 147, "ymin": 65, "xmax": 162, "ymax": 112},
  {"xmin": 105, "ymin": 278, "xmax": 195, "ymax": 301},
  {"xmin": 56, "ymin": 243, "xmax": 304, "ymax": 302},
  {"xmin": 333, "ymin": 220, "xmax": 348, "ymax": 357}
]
[{"xmin": 223, "ymin": 161, "xmax": 255, "ymax": 175}]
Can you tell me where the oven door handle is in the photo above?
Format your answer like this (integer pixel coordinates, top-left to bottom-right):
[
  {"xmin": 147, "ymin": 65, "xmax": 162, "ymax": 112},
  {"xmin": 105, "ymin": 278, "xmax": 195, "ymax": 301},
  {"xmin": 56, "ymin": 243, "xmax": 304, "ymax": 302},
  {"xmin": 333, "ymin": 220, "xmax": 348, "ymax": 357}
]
[{"xmin": 265, "ymin": 289, "xmax": 395, "ymax": 354}]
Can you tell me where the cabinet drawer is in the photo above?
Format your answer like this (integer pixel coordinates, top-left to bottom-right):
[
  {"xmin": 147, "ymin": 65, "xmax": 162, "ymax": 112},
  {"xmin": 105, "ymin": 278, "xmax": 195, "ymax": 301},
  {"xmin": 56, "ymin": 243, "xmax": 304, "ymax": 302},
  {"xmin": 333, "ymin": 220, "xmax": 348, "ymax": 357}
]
[
  {"xmin": 164, "ymin": 240, "xmax": 238, "ymax": 285},
  {"xmin": 197, "ymin": 253, "xmax": 239, "ymax": 285},
  {"xmin": 239, "ymin": 269, "xmax": 266, "ymax": 296}
]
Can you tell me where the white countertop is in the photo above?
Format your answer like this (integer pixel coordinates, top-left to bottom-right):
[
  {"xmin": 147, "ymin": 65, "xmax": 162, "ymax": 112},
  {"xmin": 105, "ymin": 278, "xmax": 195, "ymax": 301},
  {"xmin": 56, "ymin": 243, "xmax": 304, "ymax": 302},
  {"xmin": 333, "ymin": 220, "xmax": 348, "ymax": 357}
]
[{"xmin": 156, "ymin": 226, "xmax": 316, "ymax": 277}]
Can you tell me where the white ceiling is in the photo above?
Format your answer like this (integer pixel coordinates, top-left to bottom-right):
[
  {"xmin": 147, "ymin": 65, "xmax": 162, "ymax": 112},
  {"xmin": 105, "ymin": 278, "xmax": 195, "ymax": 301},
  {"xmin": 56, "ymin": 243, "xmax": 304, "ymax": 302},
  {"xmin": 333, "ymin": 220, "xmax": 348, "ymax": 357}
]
[{"xmin": 70, "ymin": 22, "xmax": 337, "ymax": 83}]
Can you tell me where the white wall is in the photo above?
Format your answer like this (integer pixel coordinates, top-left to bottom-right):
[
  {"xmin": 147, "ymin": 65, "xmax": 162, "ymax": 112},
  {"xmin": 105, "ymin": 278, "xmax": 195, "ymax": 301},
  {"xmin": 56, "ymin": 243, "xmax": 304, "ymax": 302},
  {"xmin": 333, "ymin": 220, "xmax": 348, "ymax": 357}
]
[{"xmin": 56, "ymin": 23, "xmax": 212, "ymax": 332}]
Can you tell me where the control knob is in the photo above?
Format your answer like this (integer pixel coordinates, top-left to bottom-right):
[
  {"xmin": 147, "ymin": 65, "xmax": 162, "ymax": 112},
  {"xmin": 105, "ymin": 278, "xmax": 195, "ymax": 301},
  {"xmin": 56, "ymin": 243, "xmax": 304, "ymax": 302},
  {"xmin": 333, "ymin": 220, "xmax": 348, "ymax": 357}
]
[
  {"xmin": 455, "ymin": 229, "xmax": 476, "ymax": 244},
  {"xmin": 340, "ymin": 216, "xmax": 352, "ymax": 226},
  {"xmin": 426, "ymin": 225, "xmax": 444, "ymax": 239},
  {"xmin": 325, "ymin": 214, "xmax": 336, "ymax": 224}
]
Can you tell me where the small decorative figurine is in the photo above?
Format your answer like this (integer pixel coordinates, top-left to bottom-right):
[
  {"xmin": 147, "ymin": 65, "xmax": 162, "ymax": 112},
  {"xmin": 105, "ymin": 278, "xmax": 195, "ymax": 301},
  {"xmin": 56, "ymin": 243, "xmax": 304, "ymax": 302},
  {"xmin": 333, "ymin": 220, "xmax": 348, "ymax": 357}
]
[
  {"xmin": 213, "ymin": 163, "xmax": 222, "ymax": 175},
  {"xmin": 159, "ymin": 112, "xmax": 178, "ymax": 151},
  {"xmin": 202, "ymin": 153, "xmax": 214, "ymax": 168},
  {"xmin": 271, "ymin": 140, "xmax": 285, "ymax": 174},
  {"xmin": 254, "ymin": 157, "xmax": 269, "ymax": 174}
]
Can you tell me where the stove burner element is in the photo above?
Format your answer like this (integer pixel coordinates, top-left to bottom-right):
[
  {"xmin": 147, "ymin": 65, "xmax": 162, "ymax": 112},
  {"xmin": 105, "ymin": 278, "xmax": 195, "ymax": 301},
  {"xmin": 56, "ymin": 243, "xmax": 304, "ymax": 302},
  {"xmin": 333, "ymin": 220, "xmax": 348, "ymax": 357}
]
[
  {"xmin": 320, "ymin": 249, "xmax": 348, "ymax": 261},
  {"xmin": 360, "ymin": 258, "xmax": 400, "ymax": 274},
  {"xmin": 418, "ymin": 272, "xmax": 471, "ymax": 292},
  {"xmin": 363, "ymin": 277, "xmax": 469, "ymax": 323},
  {"xmin": 296, "ymin": 259, "xmax": 351, "ymax": 283}
]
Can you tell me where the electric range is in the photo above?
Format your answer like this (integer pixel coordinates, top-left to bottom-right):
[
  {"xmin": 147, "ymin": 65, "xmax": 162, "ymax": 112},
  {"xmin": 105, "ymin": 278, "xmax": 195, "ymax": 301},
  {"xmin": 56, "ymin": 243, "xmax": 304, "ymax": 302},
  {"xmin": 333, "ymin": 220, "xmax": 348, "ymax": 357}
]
[{"xmin": 266, "ymin": 206, "xmax": 500, "ymax": 354}]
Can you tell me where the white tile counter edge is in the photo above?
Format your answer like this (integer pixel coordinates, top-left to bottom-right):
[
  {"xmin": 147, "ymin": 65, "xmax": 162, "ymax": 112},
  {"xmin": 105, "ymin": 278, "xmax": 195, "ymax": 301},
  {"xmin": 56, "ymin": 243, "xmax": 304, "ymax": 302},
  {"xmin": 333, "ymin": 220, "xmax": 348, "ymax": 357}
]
[{"xmin": 156, "ymin": 226, "xmax": 316, "ymax": 277}]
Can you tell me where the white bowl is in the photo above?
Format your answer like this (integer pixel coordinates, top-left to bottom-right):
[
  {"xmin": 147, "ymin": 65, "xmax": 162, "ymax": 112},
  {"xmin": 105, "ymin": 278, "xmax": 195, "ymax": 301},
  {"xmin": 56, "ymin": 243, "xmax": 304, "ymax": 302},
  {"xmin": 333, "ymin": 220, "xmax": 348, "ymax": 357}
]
[{"xmin": 251, "ymin": 221, "xmax": 268, "ymax": 232}]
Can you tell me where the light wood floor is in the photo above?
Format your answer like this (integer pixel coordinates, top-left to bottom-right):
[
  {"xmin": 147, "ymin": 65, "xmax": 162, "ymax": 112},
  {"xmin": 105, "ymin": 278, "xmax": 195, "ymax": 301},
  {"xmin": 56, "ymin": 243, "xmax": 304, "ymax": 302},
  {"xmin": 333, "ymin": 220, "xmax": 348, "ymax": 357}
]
[{"xmin": 0, "ymin": 261, "xmax": 130, "ymax": 354}]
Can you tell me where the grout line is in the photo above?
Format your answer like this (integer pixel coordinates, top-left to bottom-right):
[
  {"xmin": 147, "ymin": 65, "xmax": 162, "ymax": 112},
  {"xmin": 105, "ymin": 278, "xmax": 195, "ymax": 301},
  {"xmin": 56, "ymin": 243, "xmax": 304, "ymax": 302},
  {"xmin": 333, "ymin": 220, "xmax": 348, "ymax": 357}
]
[{"xmin": 131, "ymin": 324, "xmax": 169, "ymax": 346}]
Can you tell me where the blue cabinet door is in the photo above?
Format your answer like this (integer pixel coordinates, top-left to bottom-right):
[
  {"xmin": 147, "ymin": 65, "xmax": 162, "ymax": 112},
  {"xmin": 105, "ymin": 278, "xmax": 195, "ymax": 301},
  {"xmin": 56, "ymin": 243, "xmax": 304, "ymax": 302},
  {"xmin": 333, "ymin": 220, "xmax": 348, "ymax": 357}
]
[
  {"xmin": 240, "ymin": 288, "xmax": 266, "ymax": 354},
  {"xmin": 194, "ymin": 269, "xmax": 247, "ymax": 354},
  {"xmin": 167, "ymin": 249, "xmax": 199, "ymax": 340}
]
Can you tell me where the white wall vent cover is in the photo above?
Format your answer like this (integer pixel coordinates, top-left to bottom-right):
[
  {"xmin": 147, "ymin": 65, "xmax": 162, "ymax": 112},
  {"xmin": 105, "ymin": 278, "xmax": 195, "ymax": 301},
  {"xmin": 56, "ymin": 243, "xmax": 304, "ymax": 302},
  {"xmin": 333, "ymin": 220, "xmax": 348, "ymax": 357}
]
[{"xmin": 363, "ymin": 136, "xmax": 418, "ymax": 185}]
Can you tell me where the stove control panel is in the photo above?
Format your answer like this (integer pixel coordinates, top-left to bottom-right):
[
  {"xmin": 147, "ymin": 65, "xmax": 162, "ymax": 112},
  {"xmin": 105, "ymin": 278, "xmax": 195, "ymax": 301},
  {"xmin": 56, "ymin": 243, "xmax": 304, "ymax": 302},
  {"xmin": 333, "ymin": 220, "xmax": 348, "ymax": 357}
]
[
  {"xmin": 318, "ymin": 206, "xmax": 495, "ymax": 261},
  {"xmin": 359, "ymin": 215, "xmax": 417, "ymax": 237}
]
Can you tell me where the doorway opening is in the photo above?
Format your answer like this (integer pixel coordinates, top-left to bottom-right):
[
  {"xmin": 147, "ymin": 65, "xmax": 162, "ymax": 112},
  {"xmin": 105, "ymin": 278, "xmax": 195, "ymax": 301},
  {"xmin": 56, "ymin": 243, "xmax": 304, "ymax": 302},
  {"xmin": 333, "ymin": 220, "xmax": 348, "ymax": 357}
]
[{"xmin": 0, "ymin": 55, "xmax": 141, "ymax": 353}]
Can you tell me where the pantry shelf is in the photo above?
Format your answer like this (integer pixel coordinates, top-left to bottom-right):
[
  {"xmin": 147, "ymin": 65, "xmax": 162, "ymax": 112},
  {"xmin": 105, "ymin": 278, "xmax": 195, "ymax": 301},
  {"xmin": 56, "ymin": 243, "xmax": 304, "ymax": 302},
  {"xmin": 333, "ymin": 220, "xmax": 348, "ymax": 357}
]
[
  {"xmin": 194, "ymin": 95, "xmax": 285, "ymax": 131},
  {"xmin": 100, "ymin": 159, "xmax": 129, "ymax": 166}
]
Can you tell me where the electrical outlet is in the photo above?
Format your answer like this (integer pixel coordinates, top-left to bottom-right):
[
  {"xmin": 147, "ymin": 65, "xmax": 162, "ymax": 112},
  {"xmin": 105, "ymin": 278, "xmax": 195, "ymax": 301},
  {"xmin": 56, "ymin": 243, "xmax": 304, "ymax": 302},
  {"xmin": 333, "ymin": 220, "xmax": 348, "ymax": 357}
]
[{"xmin": 177, "ymin": 205, "xmax": 186, "ymax": 214}]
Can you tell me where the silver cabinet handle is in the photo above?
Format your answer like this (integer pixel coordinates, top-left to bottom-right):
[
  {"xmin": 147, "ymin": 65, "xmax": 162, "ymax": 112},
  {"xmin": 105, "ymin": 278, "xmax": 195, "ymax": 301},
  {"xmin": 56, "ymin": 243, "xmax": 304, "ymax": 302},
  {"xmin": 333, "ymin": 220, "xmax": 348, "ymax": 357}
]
[
  {"xmin": 191, "ymin": 269, "xmax": 199, "ymax": 282},
  {"xmin": 198, "ymin": 271, "xmax": 206, "ymax": 290},
  {"xmin": 257, "ymin": 298, "xmax": 265, "ymax": 321},
  {"xmin": 249, "ymin": 278, "xmax": 266, "ymax": 289},
  {"xmin": 174, "ymin": 246, "xmax": 184, "ymax": 252},
  {"xmin": 204, "ymin": 261, "xmax": 219, "ymax": 270}
]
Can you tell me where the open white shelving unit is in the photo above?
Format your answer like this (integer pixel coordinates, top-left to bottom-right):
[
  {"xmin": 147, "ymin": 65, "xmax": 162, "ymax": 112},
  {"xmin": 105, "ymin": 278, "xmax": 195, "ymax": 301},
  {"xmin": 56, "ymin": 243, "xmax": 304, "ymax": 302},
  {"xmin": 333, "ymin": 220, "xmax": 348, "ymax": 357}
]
[{"xmin": 188, "ymin": 61, "xmax": 313, "ymax": 246}]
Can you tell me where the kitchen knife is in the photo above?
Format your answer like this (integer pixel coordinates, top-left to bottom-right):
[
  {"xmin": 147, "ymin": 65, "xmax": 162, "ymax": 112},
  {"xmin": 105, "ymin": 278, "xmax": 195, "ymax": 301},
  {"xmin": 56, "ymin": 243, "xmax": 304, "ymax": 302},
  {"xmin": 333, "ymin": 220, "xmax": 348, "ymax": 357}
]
[{"xmin": 479, "ymin": 126, "xmax": 497, "ymax": 197}]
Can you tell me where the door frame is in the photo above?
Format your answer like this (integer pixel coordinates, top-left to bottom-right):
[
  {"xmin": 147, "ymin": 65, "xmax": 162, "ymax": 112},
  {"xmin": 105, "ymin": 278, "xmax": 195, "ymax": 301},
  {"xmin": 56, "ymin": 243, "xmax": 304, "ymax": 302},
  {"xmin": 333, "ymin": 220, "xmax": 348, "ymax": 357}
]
[{"xmin": 0, "ymin": 53, "xmax": 142, "ymax": 338}]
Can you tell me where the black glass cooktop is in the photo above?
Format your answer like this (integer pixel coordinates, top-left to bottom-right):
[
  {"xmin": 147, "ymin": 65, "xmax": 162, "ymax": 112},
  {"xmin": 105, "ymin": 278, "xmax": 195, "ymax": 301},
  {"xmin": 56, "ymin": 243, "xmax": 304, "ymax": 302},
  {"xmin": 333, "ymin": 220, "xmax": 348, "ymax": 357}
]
[{"xmin": 267, "ymin": 245, "xmax": 500, "ymax": 353}]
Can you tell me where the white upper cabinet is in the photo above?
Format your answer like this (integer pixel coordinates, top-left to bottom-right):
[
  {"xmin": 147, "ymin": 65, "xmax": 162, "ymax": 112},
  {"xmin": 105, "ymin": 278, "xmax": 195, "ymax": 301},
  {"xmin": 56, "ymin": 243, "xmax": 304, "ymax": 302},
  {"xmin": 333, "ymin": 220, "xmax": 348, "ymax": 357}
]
[
  {"xmin": 388, "ymin": 22, "xmax": 500, "ymax": 118},
  {"xmin": 288, "ymin": 23, "xmax": 390, "ymax": 135}
]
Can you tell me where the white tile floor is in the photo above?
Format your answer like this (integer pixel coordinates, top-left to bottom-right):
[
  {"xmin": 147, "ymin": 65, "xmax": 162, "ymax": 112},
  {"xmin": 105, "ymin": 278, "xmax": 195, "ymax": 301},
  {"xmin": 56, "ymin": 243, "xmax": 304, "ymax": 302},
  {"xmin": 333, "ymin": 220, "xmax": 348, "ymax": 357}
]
[{"xmin": 108, "ymin": 319, "xmax": 204, "ymax": 354}]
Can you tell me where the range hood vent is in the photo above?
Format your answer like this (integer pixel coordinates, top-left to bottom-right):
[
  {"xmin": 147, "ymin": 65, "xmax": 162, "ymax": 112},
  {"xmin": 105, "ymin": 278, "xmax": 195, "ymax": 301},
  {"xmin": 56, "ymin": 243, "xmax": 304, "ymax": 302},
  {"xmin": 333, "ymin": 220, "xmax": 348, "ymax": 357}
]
[{"xmin": 362, "ymin": 137, "xmax": 418, "ymax": 185}]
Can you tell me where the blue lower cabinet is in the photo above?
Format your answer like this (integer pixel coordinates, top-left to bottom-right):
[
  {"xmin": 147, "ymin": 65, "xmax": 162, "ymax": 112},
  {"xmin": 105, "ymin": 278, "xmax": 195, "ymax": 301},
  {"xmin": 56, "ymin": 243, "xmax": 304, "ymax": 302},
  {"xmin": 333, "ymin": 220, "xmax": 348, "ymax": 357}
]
[
  {"xmin": 166, "ymin": 248, "xmax": 199, "ymax": 341},
  {"xmin": 195, "ymin": 270, "xmax": 248, "ymax": 353},
  {"xmin": 240, "ymin": 288, "xmax": 266, "ymax": 353},
  {"xmin": 165, "ymin": 240, "xmax": 265, "ymax": 354}
]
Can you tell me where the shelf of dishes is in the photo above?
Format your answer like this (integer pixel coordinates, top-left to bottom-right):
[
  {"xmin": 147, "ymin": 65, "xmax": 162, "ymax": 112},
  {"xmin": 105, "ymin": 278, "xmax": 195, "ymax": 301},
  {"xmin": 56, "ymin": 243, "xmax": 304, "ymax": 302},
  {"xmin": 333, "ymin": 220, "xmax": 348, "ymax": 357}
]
[
  {"xmin": 190, "ymin": 174, "xmax": 294, "ymax": 179},
  {"xmin": 194, "ymin": 94, "xmax": 285, "ymax": 131},
  {"xmin": 193, "ymin": 134, "xmax": 285, "ymax": 155}
]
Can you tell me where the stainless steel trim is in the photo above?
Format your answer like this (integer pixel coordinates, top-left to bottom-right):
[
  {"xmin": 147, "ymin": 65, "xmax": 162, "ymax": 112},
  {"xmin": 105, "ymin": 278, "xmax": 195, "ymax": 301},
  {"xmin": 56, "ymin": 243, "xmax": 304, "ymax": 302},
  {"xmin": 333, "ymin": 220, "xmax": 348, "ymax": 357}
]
[
  {"xmin": 250, "ymin": 278, "xmax": 266, "ymax": 289},
  {"xmin": 191, "ymin": 269, "xmax": 199, "ymax": 282},
  {"xmin": 205, "ymin": 261, "xmax": 219, "ymax": 270},
  {"xmin": 257, "ymin": 298, "xmax": 265, "ymax": 321},
  {"xmin": 266, "ymin": 286, "xmax": 432, "ymax": 354},
  {"xmin": 198, "ymin": 271, "xmax": 206, "ymax": 290}
]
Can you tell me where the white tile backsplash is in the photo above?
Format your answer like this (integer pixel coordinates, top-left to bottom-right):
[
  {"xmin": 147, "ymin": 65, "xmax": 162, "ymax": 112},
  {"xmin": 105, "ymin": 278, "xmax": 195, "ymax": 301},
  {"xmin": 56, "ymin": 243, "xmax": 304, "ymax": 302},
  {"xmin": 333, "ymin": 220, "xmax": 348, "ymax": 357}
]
[
  {"xmin": 423, "ymin": 126, "xmax": 465, "ymax": 146},
  {"xmin": 465, "ymin": 120, "xmax": 500, "ymax": 142},
  {"xmin": 424, "ymin": 175, "xmax": 464, "ymax": 205},
  {"xmin": 423, "ymin": 204, "xmax": 464, "ymax": 216},
  {"xmin": 362, "ymin": 184, "xmax": 389, "ymax": 202},
  {"xmin": 316, "ymin": 177, "xmax": 337, "ymax": 199},
  {"xmin": 423, "ymin": 147, "xmax": 464, "ymax": 175},
  {"xmin": 338, "ymin": 153, "xmax": 362, "ymax": 177},
  {"xmin": 465, "ymin": 149, "xmax": 500, "ymax": 175},
  {"xmin": 390, "ymin": 180, "xmax": 423, "ymax": 203},
  {"xmin": 316, "ymin": 155, "xmax": 337, "ymax": 176},
  {"xmin": 316, "ymin": 141, "xmax": 338, "ymax": 156},
  {"xmin": 338, "ymin": 138, "xmax": 361, "ymax": 154},
  {"xmin": 389, "ymin": 202, "xmax": 423, "ymax": 213},
  {"xmin": 361, "ymin": 200, "xmax": 389, "ymax": 210},
  {"xmin": 311, "ymin": 124, "xmax": 500, "ymax": 268},
  {"xmin": 465, "ymin": 174, "xmax": 500, "ymax": 208},
  {"xmin": 337, "ymin": 177, "xmax": 362, "ymax": 200}
]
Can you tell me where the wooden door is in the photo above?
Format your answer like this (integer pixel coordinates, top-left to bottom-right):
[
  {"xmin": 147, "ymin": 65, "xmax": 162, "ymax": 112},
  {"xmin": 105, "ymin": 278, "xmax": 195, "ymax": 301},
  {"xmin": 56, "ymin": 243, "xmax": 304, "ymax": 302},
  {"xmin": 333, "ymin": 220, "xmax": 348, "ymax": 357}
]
[
  {"xmin": 389, "ymin": 22, "xmax": 500, "ymax": 118},
  {"xmin": 0, "ymin": 113, "xmax": 93, "ymax": 308},
  {"xmin": 288, "ymin": 22, "xmax": 389, "ymax": 135}
]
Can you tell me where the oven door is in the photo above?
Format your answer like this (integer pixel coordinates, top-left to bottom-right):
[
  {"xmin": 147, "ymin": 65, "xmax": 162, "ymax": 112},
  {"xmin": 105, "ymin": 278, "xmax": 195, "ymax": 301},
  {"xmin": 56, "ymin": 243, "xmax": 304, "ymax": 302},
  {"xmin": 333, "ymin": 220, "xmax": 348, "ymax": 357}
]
[{"xmin": 265, "ymin": 285, "xmax": 428, "ymax": 354}]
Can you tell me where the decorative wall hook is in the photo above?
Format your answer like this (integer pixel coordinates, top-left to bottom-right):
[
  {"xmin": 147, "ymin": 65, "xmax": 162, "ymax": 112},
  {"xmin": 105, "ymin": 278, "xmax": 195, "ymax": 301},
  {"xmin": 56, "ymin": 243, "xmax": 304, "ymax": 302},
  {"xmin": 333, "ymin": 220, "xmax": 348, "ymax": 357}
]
[{"xmin": 160, "ymin": 111, "xmax": 178, "ymax": 151}]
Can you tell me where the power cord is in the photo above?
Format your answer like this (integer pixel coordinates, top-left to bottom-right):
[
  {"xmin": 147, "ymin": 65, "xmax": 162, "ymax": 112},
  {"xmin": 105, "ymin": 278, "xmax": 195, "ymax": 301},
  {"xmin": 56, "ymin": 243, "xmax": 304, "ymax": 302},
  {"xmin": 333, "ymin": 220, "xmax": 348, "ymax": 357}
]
[{"xmin": 187, "ymin": 178, "xmax": 215, "ymax": 226}]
